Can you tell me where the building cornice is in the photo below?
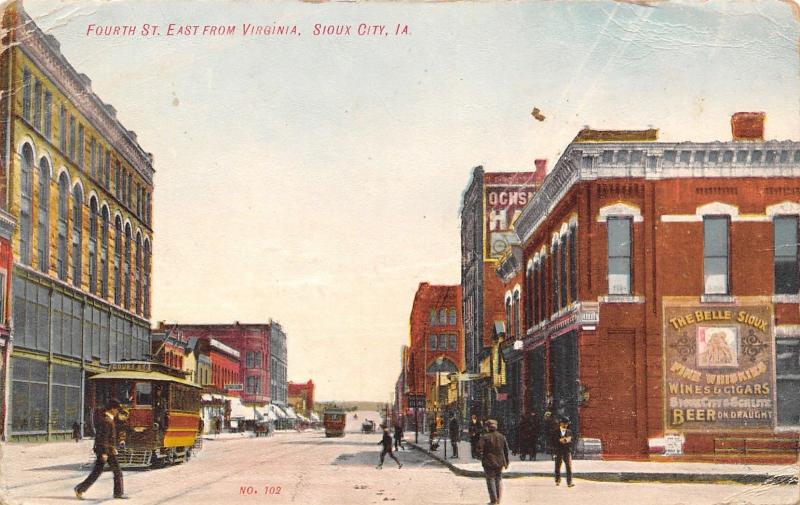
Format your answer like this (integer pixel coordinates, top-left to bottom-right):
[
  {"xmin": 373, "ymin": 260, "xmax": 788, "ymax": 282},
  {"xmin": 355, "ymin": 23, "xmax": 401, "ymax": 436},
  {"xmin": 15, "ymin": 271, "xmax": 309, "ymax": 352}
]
[
  {"xmin": 16, "ymin": 8, "xmax": 154, "ymax": 183},
  {"xmin": 517, "ymin": 139, "xmax": 800, "ymax": 243},
  {"xmin": 0, "ymin": 208, "xmax": 16, "ymax": 239}
]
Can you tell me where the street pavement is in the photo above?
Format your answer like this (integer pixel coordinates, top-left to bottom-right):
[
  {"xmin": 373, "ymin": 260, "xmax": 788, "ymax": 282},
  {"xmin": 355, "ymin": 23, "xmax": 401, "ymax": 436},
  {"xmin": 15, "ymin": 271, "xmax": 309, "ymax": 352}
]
[{"xmin": 0, "ymin": 411, "xmax": 797, "ymax": 505}]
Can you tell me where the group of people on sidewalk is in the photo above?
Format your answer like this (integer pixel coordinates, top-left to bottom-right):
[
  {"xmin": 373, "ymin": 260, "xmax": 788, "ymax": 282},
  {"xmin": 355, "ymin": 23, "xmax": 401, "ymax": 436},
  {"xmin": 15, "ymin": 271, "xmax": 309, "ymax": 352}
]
[{"xmin": 472, "ymin": 413, "xmax": 575, "ymax": 505}]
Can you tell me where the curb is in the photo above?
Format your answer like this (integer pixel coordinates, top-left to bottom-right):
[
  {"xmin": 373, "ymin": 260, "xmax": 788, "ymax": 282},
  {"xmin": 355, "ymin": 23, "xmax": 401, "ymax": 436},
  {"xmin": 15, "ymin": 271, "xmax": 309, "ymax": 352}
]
[{"xmin": 405, "ymin": 440, "xmax": 798, "ymax": 485}]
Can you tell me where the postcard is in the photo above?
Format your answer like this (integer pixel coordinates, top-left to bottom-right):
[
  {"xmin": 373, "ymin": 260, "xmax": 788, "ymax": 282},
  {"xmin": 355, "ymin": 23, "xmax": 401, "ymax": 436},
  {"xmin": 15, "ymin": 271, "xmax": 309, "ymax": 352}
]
[{"xmin": 0, "ymin": 1, "xmax": 798, "ymax": 504}]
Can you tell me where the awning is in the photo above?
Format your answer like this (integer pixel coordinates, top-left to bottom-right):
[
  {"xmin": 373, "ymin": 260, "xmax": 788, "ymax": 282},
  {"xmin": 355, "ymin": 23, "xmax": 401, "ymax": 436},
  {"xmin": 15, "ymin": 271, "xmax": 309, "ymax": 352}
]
[
  {"xmin": 229, "ymin": 400, "xmax": 262, "ymax": 421},
  {"xmin": 202, "ymin": 394, "xmax": 213, "ymax": 401},
  {"xmin": 270, "ymin": 404, "xmax": 287, "ymax": 419},
  {"xmin": 283, "ymin": 407, "xmax": 299, "ymax": 419},
  {"xmin": 309, "ymin": 412, "xmax": 320, "ymax": 422},
  {"xmin": 259, "ymin": 407, "xmax": 277, "ymax": 421}
]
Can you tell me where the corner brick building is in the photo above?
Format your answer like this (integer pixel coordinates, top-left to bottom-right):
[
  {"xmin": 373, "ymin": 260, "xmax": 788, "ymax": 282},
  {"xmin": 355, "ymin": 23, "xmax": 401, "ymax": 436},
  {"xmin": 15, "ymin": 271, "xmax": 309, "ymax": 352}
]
[{"xmin": 509, "ymin": 114, "xmax": 800, "ymax": 460}]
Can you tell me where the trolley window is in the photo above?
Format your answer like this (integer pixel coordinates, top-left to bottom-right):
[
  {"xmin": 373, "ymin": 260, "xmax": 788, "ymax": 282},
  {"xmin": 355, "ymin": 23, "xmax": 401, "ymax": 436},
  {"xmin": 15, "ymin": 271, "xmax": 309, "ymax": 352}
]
[
  {"xmin": 135, "ymin": 382, "xmax": 152, "ymax": 406},
  {"xmin": 115, "ymin": 381, "xmax": 133, "ymax": 406}
]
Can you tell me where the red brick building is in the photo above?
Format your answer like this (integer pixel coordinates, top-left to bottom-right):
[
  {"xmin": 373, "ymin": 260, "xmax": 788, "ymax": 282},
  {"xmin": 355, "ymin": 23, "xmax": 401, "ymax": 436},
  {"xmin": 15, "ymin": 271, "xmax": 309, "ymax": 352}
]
[
  {"xmin": 401, "ymin": 283, "xmax": 463, "ymax": 415},
  {"xmin": 287, "ymin": 380, "xmax": 314, "ymax": 415},
  {"xmin": 460, "ymin": 164, "xmax": 546, "ymax": 418},
  {"xmin": 207, "ymin": 338, "xmax": 241, "ymax": 396},
  {"xmin": 158, "ymin": 323, "xmax": 270, "ymax": 405},
  {"xmin": 510, "ymin": 114, "xmax": 800, "ymax": 460},
  {"xmin": 0, "ymin": 209, "xmax": 15, "ymax": 441}
]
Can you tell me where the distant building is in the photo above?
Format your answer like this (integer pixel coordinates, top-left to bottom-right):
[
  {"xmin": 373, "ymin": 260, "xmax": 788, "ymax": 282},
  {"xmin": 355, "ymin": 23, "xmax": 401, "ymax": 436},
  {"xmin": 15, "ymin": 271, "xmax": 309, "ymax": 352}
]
[
  {"xmin": 287, "ymin": 380, "xmax": 314, "ymax": 416},
  {"xmin": 270, "ymin": 322, "xmax": 287, "ymax": 406}
]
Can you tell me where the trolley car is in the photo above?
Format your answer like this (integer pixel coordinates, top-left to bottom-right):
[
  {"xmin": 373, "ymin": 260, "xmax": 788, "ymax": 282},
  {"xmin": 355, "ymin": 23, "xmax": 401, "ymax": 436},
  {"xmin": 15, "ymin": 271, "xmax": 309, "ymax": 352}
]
[
  {"xmin": 323, "ymin": 407, "xmax": 346, "ymax": 437},
  {"xmin": 90, "ymin": 361, "xmax": 202, "ymax": 468}
]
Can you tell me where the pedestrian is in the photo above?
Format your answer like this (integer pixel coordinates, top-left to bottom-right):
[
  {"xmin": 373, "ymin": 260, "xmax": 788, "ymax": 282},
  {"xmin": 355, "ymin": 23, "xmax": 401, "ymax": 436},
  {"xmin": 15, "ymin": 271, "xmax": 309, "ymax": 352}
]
[
  {"xmin": 393, "ymin": 421, "xmax": 405, "ymax": 451},
  {"xmin": 518, "ymin": 412, "xmax": 539, "ymax": 461},
  {"xmin": 468, "ymin": 414, "xmax": 483, "ymax": 459},
  {"xmin": 553, "ymin": 417, "xmax": 574, "ymax": 487},
  {"xmin": 448, "ymin": 415, "xmax": 460, "ymax": 458},
  {"xmin": 477, "ymin": 419, "xmax": 509, "ymax": 505},
  {"xmin": 429, "ymin": 416, "xmax": 439, "ymax": 451},
  {"xmin": 376, "ymin": 425, "xmax": 403, "ymax": 469},
  {"xmin": 215, "ymin": 416, "xmax": 222, "ymax": 436},
  {"xmin": 71, "ymin": 421, "xmax": 82, "ymax": 443},
  {"xmin": 543, "ymin": 410, "xmax": 559, "ymax": 458},
  {"xmin": 74, "ymin": 399, "xmax": 128, "ymax": 500}
]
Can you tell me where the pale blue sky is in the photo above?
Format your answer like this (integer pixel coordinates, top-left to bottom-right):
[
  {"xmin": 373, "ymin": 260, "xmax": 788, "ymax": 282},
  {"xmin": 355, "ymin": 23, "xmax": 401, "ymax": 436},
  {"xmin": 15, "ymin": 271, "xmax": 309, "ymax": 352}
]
[{"xmin": 23, "ymin": 0, "xmax": 800, "ymax": 401}]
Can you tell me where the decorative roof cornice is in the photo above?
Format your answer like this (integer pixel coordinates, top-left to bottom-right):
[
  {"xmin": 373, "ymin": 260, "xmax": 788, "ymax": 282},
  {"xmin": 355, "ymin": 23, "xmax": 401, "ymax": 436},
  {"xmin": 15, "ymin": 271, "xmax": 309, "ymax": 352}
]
[
  {"xmin": 16, "ymin": 8, "xmax": 154, "ymax": 184},
  {"xmin": 516, "ymin": 138, "xmax": 800, "ymax": 243},
  {"xmin": 0, "ymin": 209, "xmax": 15, "ymax": 239}
]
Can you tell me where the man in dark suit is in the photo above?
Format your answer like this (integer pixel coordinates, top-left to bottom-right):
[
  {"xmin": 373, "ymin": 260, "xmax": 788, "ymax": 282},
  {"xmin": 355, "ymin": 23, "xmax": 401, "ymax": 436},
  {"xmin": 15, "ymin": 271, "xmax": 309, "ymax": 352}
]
[
  {"xmin": 468, "ymin": 414, "xmax": 483, "ymax": 459},
  {"xmin": 477, "ymin": 419, "xmax": 509, "ymax": 505},
  {"xmin": 553, "ymin": 417, "xmax": 574, "ymax": 487},
  {"xmin": 448, "ymin": 415, "xmax": 460, "ymax": 458},
  {"xmin": 376, "ymin": 425, "xmax": 403, "ymax": 469},
  {"xmin": 75, "ymin": 399, "xmax": 128, "ymax": 500}
]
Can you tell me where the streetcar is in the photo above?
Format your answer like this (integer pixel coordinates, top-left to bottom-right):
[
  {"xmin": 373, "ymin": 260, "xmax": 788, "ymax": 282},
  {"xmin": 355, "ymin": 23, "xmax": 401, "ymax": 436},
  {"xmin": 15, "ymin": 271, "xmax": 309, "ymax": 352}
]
[
  {"xmin": 323, "ymin": 407, "xmax": 346, "ymax": 437},
  {"xmin": 89, "ymin": 361, "xmax": 202, "ymax": 468}
]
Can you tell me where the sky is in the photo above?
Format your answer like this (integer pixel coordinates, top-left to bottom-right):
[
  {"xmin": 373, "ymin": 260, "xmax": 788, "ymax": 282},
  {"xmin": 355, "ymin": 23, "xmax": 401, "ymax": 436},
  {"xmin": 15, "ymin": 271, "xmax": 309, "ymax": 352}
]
[{"xmin": 21, "ymin": 0, "xmax": 800, "ymax": 402}]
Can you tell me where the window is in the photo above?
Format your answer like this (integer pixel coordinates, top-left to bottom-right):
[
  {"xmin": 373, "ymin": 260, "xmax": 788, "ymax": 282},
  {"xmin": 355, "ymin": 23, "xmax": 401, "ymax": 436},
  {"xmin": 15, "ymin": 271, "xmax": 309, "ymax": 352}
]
[
  {"xmin": 438, "ymin": 308, "xmax": 447, "ymax": 325},
  {"xmin": 104, "ymin": 150, "xmax": 111, "ymax": 189},
  {"xmin": 513, "ymin": 290, "xmax": 521, "ymax": 339},
  {"xmin": 72, "ymin": 186, "xmax": 83, "ymax": 287},
  {"xmin": 538, "ymin": 258, "xmax": 546, "ymax": 322},
  {"xmin": 679, "ymin": 151, "xmax": 691, "ymax": 163},
  {"xmin": 43, "ymin": 91, "xmax": 51, "ymax": 139},
  {"xmin": 505, "ymin": 297, "xmax": 512, "ymax": 337},
  {"xmin": 114, "ymin": 217, "xmax": 122, "ymax": 304},
  {"xmin": 449, "ymin": 334, "xmax": 457, "ymax": 351},
  {"xmin": 22, "ymin": 69, "xmax": 31, "ymax": 121},
  {"xmin": 69, "ymin": 116, "xmax": 76, "ymax": 160},
  {"xmin": 100, "ymin": 207, "xmax": 109, "ymax": 298},
  {"xmin": 429, "ymin": 334, "xmax": 436, "ymax": 351},
  {"xmin": 246, "ymin": 376, "xmax": 260, "ymax": 395},
  {"xmin": 135, "ymin": 233, "xmax": 142, "ymax": 314},
  {"xmin": 708, "ymin": 151, "xmax": 719, "ymax": 163},
  {"xmin": 448, "ymin": 308, "xmax": 456, "ymax": 325},
  {"xmin": 774, "ymin": 216, "xmax": 799, "ymax": 295},
  {"xmin": 57, "ymin": 173, "xmax": 69, "ymax": 281},
  {"xmin": 552, "ymin": 245, "xmax": 559, "ymax": 312},
  {"xmin": 751, "ymin": 150, "xmax": 762, "ymax": 163},
  {"xmin": 607, "ymin": 217, "xmax": 632, "ymax": 295},
  {"xmin": 143, "ymin": 239, "xmax": 151, "ymax": 317},
  {"xmin": 581, "ymin": 156, "xmax": 594, "ymax": 169},
  {"xmin": 601, "ymin": 150, "xmax": 613, "ymax": 163},
  {"xmin": 429, "ymin": 309, "xmax": 437, "ymax": 326},
  {"xmin": 736, "ymin": 150, "xmax": 748, "ymax": 163},
  {"xmin": 77, "ymin": 125, "xmax": 84, "ymax": 168},
  {"xmin": 37, "ymin": 158, "xmax": 50, "ymax": 273},
  {"xmin": 438, "ymin": 334, "xmax": 447, "ymax": 350},
  {"xmin": 694, "ymin": 151, "xmax": 706, "ymax": 163},
  {"xmin": 776, "ymin": 338, "xmax": 800, "ymax": 426},
  {"xmin": 135, "ymin": 382, "xmax": 152, "ymax": 406},
  {"xmin": 115, "ymin": 163, "xmax": 121, "ymax": 199},
  {"xmin": 33, "ymin": 79, "xmax": 42, "ymax": 130},
  {"xmin": 766, "ymin": 151, "xmax": 777, "ymax": 164},
  {"xmin": 703, "ymin": 216, "xmax": 729, "ymax": 294},
  {"xmin": 59, "ymin": 105, "xmax": 66, "ymax": 152},
  {"xmin": 124, "ymin": 224, "xmax": 131, "ymax": 309},
  {"xmin": 20, "ymin": 145, "xmax": 33, "ymax": 265},
  {"xmin": 663, "ymin": 150, "xmax": 676, "ymax": 163},
  {"xmin": 560, "ymin": 238, "xmax": 568, "ymax": 308},
  {"xmin": 569, "ymin": 228, "xmax": 577, "ymax": 303}
]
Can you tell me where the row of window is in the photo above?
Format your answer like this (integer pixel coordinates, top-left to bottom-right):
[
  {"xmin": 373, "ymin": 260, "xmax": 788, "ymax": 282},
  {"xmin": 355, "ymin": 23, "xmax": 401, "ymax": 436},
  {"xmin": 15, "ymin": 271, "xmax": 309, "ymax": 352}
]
[
  {"xmin": 19, "ymin": 143, "xmax": 151, "ymax": 317},
  {"xmin": 605, "ymin": 215, "xmax": 800, "ymax": 297},
  {"xmin": 246, "ymin": 375, "xmax": 262, "ymax": 395},
  {"xmin": 585, "ymin": 149, "xmax": 800, "ymax": 167},
  {"xmin": 212, "ymin": 364, "xmax": 240, "ymax": 389},
  {"xmin": 245, "ymin": 351, "xmax": 263, "ymax": 369},
  {"xmin": 428, "ymin": 334, "xmax": 458, "ymax": 351},
  {"xmin": 164, "ymin": 351, "xmax": 184, "ymax": 370},
  {"xmin": 524, "ymin": 226, "xmax": 579, "ymax": 330},
  {"xmin": 428, "ymin": 307, "xmax": 457, "ymax": 326},
  {"xmin": 21, "ymin": 68, "xmax": 152, "ymax": 226}
]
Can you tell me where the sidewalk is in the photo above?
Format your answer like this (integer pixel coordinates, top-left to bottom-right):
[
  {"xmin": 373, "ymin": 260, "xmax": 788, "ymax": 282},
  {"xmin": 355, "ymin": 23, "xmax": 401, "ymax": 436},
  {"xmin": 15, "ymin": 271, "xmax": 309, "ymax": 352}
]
[{"xmin": 403, "ymin": 434, "xmax": 799, "ymax": 485}]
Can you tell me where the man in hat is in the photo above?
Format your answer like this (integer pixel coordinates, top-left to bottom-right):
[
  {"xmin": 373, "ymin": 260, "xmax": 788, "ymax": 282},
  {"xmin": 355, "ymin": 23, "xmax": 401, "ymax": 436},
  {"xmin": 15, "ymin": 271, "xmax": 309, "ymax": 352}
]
[
  {"xmin": 553, "ymin": 417, "xmax": 574, "ymax": 487},
  {"xmin": 376, "ymin": 425, "xmax": 403, "ymax": 469},
  {"xmin": 468, "ymin": 414, "xmax": 483, "ymax": 459},
  {"xmin": 75, "ymin": 399, "xmax": 128, "ymax": 500},
  {"xmin": 477, "ymin": 419, "xmax": 509, "ymax": 505},
  {"xmin": 448, "ymin": 414, "xmax": 460, "ymax": 458},
  {"xmin": 543, "ymin": 411, "xmax": 559, "ymax": 458}
]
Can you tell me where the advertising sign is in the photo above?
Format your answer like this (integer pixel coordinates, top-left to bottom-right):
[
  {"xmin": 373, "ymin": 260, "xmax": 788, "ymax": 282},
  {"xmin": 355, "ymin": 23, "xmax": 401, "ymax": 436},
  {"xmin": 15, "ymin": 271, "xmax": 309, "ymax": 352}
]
[
  {"xmin": 663, "ymin": 302, "xmax": 775, "ymax": 432},
  {"xmin": 483, "ymin": 175, "xmax": 537, "ymax": 261}
]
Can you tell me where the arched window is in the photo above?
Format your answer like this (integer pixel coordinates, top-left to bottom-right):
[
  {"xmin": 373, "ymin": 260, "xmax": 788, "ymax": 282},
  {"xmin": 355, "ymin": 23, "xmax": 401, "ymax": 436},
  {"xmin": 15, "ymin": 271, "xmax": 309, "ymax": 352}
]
[
  {"xmin": 505, "ymin": 296, "xmax": 512, "ymax": 338},
  {"xmin": 513, "ymin": 290, "xmax": 521, "ymax": 339},
  {"xmin": 37, "ymin": 158, "xmax": 50, "ymax": 273},
  {"xmin": 56, "ymin": 172, "xmax": 69, "ymax": 280},
  {"xmin": 88, "ymin": 198, "xmax": 98, "ymax": 293},
  {"xmin": 135, "ymin": 232, "xmax": 142, "ymax": 314},
  {"xmin": 124, "ymin": 223, "xmax": 131, "ymax": 310},
  {"xmin": 538, "ymin": 255, "xmax": 546, "ymax": 322},
  {"xmin": 438, "ymin": 308, "xmax": 447, "ymax": 325},
  {"xmin": 114, "ymin": 216, "xmax": 122, "ymax": 305},
  {"xmin": 569, "ymin": 226, "xmax": 578, "ymax": 303},
  {"xmin": 144, "ymin": 239, "xmax": 151, "ymax": 318},
  {"xmin": 100, "ymin": 206, "xmax": 109, "ymax": 298},
  {"xmin": 448, "ymin": 308, "xmax": 456, "ymax": 325},
  {"xmin": 19, "ymin": 145, "xmax": 33, "ymax": 265},
  {"xmin": 71, "ymin": 185, "xmax": 83, "ymax": 287}
]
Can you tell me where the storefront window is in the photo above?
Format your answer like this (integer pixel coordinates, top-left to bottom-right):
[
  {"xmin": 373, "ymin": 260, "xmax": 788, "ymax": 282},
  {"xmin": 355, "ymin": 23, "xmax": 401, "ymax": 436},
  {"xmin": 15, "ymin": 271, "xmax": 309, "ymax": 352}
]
[
  {"xmin": 776, "ymin": 338, "xmax": 800, "ymax": 426},
  {"xmin": 11, "ymin": 357, "xmax": 48, "ymax": 433}
]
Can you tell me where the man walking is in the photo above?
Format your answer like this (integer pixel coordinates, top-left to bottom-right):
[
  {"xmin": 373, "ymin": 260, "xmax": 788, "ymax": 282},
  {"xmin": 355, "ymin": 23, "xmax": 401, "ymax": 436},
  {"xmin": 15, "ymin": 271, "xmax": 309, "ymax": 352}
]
[
  {"xmin": 553, "ymin": 417, "xmax": 574, "ymax": 487},
  {"xmin": 543, "ymin": 410, "xmax": 559, "ymax": 457},
  {"xmin": 477, "ymin": 419, "xmax": 509, "ymax": 505},
  {"xmin": 376, "ymin": 425, "xmax": 403, "ymax": 469},
  {"xmin": 468, "ymin": 414, "xmax": 483, "ymax": 459},
  {"xmin": 74, "ymin": 399, "xmax": 128, "ymax": 500},
  {"xmin": 448, "ymin": 415, "xmax": 460, "ymax": 459},
  {"xmin": 393, "ymin": 420, "xmax": 404, "ymax": 451}
]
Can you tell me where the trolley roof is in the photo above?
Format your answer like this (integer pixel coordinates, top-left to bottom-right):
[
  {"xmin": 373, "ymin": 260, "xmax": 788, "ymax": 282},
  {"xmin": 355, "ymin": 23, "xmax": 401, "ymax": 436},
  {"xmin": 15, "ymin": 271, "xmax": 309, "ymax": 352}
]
[{"xmin": 90, "ymin": 361, "xmax": 201, "ymax": 388}]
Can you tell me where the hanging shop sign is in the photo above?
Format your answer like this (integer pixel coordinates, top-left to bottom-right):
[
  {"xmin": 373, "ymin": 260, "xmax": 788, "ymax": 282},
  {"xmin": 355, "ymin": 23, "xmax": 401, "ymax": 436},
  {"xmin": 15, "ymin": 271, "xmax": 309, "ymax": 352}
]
[{"xmin": 662, "ymin": 301, "xmax": 775, "ymax": 432}]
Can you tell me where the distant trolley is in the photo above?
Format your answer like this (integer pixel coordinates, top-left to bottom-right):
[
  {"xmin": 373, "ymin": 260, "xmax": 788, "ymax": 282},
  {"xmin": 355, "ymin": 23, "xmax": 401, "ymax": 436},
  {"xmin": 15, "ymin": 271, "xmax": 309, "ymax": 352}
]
[
  {"xmin": 323, "ymin": 408, "xmax": 346, "ymax": 437},
  {"xmin": 90, "ymin": 361, "xmax": 202, "ymax": 468}
]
